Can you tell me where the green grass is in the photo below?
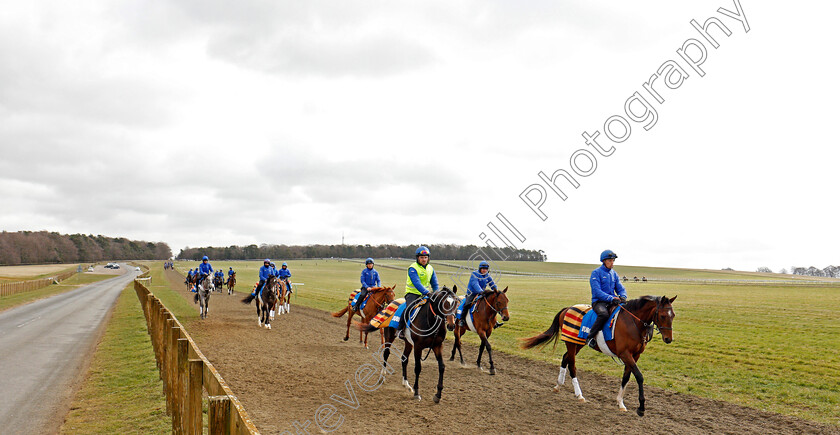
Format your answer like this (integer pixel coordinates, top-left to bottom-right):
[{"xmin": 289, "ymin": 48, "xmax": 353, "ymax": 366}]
[
  {"xmin": 173, "ymin": 258, "xmax": 840, "ymax": 426},
  {"xmin": 0, "ymin": 273, "xmax": 115, "ymax": 313},
  {"xmin": 61, "ymin": 282, "xmax": 170, "ymax": 434}
]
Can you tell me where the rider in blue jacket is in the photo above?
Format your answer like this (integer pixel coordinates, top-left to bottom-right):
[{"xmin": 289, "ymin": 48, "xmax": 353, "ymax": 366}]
[
  {"xmin": 587, "ymin": 250, "xmax": 627, "ymax": 347},
  {"xmin": 352, "ymin": 258, "xmax": 381, "ymax": 310},
  {"xmin": 226, "ymin": 267, "xmax": 235, "ymax": 285},
  {"xmin": 278, "ymin": 262, "xmax": 292, "ymax": 293},
  {"xmin": 196, "ymin": 256, "xmax": 213, "ymax": 290},
  {"xmin": 252, "ymin": 259, "xmax": 272, "ymax": 298},
  {"xmin": 458, "ymin": 261, "xmax": 497, "ymax": 326}
]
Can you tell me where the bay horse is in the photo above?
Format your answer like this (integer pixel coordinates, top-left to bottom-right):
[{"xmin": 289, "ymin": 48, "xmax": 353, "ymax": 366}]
[
  {"xmin": 521, "ymin": 295, "xmax": 677, "ymax": 416},
  {"xmin": 278, "ymin": 278, "xmax": 292, "ymax": 314},
  {"xmin": 449, "ymin": 287, "xmax": 510, "ymax": 375},
  {"xmin": 226, "ymin": 273, "xmax": 236, "ymax": 295},
  {"xmin": 332, "ymin": 285, "xmax": 396, "ymax": 348},
  {"xmin": 213, "ymin": 274, "xmax": 224, "ymax": 293},
  {"xmin": 361, "ymin": 286, "xmax": 459, "ymax": 403},
  {"xmin": 193, "ymin": 275, "xmax": 212, "ymax": 319},
  {"xmin": 241, "ymin": 275, "xmax": 278, "ymax": 329}
]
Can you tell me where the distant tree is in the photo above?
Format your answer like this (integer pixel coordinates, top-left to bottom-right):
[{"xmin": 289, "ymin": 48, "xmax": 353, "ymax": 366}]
[
  {"xmin": 756, "ymin": 267, "xmax": 773, "ymax": 273},
  {"xmin": 779, "ymin": 268, "xmax": 788, "ymax": 274},
  {"xmin": 721, "ymin": 267, "xmax": 734, "ymax": 271}
]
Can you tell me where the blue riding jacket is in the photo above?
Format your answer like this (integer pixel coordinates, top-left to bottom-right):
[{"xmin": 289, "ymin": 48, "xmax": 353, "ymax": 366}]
[
  {"xmin": 279, "ymin": 268, "xmax": 291, "ymax": 279},
  {"xmin": 198, "ymin": 262, "xmax": 213, "ymax": 275},
  {"xmin": 258, "ymin": 265, "xmax": 272, "ymax": 281},
  {"xmin": 467, "ymin": 271, "xmax": 497, "ymax": 295},
  {"xmin": 590, "ymin": 264, "xmax": 626, "ymax": 303},
  {"xmin": 228, "ymin": 269, "xmax": 235, "ymax": 276},
  {"xmin": 361, "ymin": 268, "xmax": 381, "ymax": 288}
]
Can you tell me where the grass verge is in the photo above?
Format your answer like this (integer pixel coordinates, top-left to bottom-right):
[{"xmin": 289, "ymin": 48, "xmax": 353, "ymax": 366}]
[{"xmin": 60, "ymin": 282, "xmax": 169, "ymax": 434}]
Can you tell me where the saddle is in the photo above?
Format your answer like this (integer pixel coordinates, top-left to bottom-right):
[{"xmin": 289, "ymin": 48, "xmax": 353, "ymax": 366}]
[
  {"xmin": 370, "ymin": 298, "xmax": 405, "ymax": 329},
  {"xmin": 578, "ymin": 305, "xmax": 620, "ymax": 341},
  {"xmin": 387, "ymin": 298, "xmax": 428, "ymax": 329},
  {"xmin": 349, "ymin": 290, "xmax": 373, "ymax": 310}
]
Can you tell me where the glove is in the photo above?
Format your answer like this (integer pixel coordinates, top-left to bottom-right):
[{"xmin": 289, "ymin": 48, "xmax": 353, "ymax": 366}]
[{"xmin": 619, "ymin": 296, "xmax": 627, "ymax": 303}]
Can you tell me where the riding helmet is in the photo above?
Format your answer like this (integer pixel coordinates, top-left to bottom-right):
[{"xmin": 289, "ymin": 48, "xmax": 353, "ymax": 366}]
[
  {"xmin": 415, "ymin": 246, "xmax": 430, "ymax": 257},
  {"xmin": 202, "ymin": 255, "xmax": 209, "ymax": 261},
  {"xmin": 600, "ymin": 250, "xmax": 618, "ymax": 262},
  {"xmin": 478, "ymin": 261, "xmax": 490, "ymax": 270},
  {"xmin": 365, "ymin": 258, "xmax": 374, "ymax": 265},
  {"xmin": 282, "ymin": 262, "xmax": 287, "ymax": 267}
]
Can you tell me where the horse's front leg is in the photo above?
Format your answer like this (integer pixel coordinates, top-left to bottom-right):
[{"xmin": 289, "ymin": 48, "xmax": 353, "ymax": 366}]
[
  {"xmin": 412, "ymin": 346, "xmax": 422, "ymax": 401},
  {"xmin": 343, "ymin": 306, "xmax": 352, "ymax": 341},
  {"xmin": 483, "ymin": 333, "xmax": 496, "ymax": 375},
  {"xmin": 433, "ymin": 345, "xmax": 445, "ymax": 403},
  {"xmin": 401, "ymin": 342, "xmax": 413, "ymax": 393},
  {"xmin": 476, "ymin": 337, "xmax": 486, "ymax": 370},
  {"xmin": 618, "ymin": 364, "xmax": 632, "ymax": 412},
  {"xmin": 624, "ymin": 356, "xmax": 645, "ymax": 416}
]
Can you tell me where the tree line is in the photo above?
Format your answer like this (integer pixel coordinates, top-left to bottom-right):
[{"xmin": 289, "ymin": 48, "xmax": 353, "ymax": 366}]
[
  {"xmin": 0, "ymin": 231, "xmax": 172, "ymax": 265},
  {"xmin": 177, "ymin": 243, "xmax": 545, "ymax": 262},
  {"xmin": 789, "ymin": 265, "xmax": 839, "ymax": 278}
]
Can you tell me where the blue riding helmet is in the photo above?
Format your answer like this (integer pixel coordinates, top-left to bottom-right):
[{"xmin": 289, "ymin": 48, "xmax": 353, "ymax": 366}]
[
  {"xmin": 478, "ymin": 261, "xmax": 490, "ymax": 270},
  {"xmin": 202, "ymin": 255, "xmax": 209, "ymax": 261},
  {"xmin": 415, "ymin": 246, "xmax": 430, "ymax": 257},
  {"xmin": 600, "ymin": 250, "xmax": 618, "ymax": 262},
  {"xmin": 270, "ymin": 262, "xmax": 276, "ymax": 267},
  {"xmin": 282, "ymin": 262, "xmax": 287, "ymax": 267},
  {"xmin": 263, "ymin": 258, "xmax": 271, "ymax": 263},
  {"xmin": 365, "ymin": 258, "xmax": 374, "ymax": 265}
]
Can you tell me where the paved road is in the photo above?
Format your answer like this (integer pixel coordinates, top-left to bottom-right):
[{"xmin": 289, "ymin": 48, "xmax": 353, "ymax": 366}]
[{"xmin": 0, "ymin": 266, "xmax": 139, "ymax": 435}]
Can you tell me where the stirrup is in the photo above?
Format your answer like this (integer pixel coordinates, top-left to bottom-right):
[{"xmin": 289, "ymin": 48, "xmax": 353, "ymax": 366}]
[{"xmin": 587, "ymin": 337, "xmax": 597, "ymax": 349}]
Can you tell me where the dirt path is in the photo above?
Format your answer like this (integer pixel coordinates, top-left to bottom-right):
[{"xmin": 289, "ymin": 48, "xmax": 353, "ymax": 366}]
[{"xmin": 165, "ymin": 270, "xmax": 836, "ymax": 434}]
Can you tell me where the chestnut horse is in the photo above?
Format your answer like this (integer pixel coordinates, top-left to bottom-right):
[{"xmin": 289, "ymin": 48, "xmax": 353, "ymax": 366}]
[
  {"xmin": 360, "ymin": 286, "xmax": 459, "ymax": 403},
  {"xmin": 521, "ymin": 295, "xmax": 676, "ymax": 416},
  {"xmin": 226, "ymin": 273, "xmax": 236, "ymax": 295},
  {"xmin": 332, "ymin": 285, "xmax": 396, "ymax": 348},
  {"xmin": 449, "ymin": 287, "xmax": 510, "ymax": 375}
]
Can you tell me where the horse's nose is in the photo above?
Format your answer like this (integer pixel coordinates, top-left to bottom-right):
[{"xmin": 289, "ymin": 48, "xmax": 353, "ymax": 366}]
[
  {"xmin": 664, "ymin": 337, "xmax": 672, "ymax": 344},
  {"xmin": 447, "ymin": 324, "xmax": 455, "ymax": 332},
  {"xmin": 502, "ymin": 315, "xmax": 510, "ymax": 322}
]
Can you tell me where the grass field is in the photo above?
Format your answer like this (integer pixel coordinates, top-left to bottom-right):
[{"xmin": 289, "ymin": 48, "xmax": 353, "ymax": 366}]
[
  {"xmin": 173, "ymin": 258, "xmax": 840, "ymax": 426},
  {"xmin": 0, "ymin": 273, "xmax": 116, "ymax": 313},
  {"xmin": 61, "ymin": 282, "xmax": 170, "ymax": 434}
]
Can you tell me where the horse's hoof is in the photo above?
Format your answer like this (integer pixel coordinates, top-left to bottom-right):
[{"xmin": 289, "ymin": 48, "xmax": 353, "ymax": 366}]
[
  {"xmin": 413, "ymin": 394, "xmax": 421, "ymax": 401},
  {"xmin": 266, "ymin": 324, "xmax": 271, "ymax": 330},
  {"xmin": 577, "ymin": 396, "xmax": 586, "ymax": 403},
  {"xmin": 343, "ymin": 337, "xmax": 349, "ymax": 342},
  {"xmin": 448, "ymin": 356, "xmax": 454, "ymax": 362},
  {"xmin": 489, "ymin": 368, "xmax": 496, "ymax": 376},
  {"xmin": 433, "ymin": 395, "xmax": 440, "ymax": 404},
  {"xmin": 636, "ymin": 408, "xmax": 645, "ymax": 417},
  {"xmin": 619, "ymin": 407, "xmax": 628, "ymax": 412},
  {"xmin": 553, "ymin": 384, "xmax": 561, "ymax": 393}
]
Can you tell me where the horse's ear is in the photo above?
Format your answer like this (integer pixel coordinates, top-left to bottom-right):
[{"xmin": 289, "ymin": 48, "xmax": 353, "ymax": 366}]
[
  {"xmin": 452, "ymin": 285, "xmax": 458, "ymax": 294},
  {"xmin": 502, "ymin": 286, "xmax": 508, "ymax": 293},
  {"xmin": 669, "ymin": 295, "xmax": 677, "ymax": 303}
]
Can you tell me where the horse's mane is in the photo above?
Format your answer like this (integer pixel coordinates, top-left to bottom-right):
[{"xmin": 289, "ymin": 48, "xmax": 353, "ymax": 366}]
[{"xmin": 623, "ymin": 295, "xmax": 660, "ymax": 312}]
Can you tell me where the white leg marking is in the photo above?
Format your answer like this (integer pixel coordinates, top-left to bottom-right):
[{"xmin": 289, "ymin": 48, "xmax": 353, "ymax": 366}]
[
  {"xmin": 618, "ymin": 385, "xmax": 627, "ymax": 411},
  {"xmin": 572, "ymin": 377, "xmax": 585, "ymax": 402}
]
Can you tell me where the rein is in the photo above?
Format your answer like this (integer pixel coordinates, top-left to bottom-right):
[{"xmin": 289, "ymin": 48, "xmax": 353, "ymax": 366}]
[
  {"xmin": 619, "ymin": 301, "xmax": 671, "ymax": 344},
  {"xmin": 483, "ymin": 294, "xmax": 507, "ymax": 315}
]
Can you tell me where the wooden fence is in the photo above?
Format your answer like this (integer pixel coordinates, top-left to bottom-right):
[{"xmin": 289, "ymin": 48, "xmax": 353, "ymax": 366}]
[
  {"xmin": 0, "ymin": 270, "xmax": 78, "ymax": 297},
  {"xmin": 133, "ymin": 280, "xmax": 259, "ymax": 435}
]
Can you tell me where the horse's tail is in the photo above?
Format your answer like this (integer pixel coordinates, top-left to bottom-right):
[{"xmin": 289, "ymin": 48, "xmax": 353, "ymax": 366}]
[
  {"xmin": 355, "ymin": 321, "xmax": 378, "ymax": 333},
  {"xmin": 241, "ymin": 294, "xmax": 255, "ymax": 305},
  {"xmin": 520, "ymin": 308, "xmax": 566, "ymax": 350},
  {"xmin": 193, "ymin": 292, "xmax": 199, "ymax": 304},
  {"xmin": 332, "ymin": 305, "xmax": 350, "ymax": 318}
]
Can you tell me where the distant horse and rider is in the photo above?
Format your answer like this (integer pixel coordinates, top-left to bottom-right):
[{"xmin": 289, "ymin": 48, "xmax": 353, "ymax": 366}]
[
  {"xmin": 193, "ymin": 274, "xmax": 213, "ymax": 319},
  {"xmin": 277, "ymin": 277, "xmax": 292, "ymax": 315},
  {"xmin": 449, "ymin": 287, "xmax": 510, "ymax": 375},
  {"xmin": 213, "ymin": 273, "xmax": 224, "ymax": 293},
  {"xmin": 241, "ymin": 275, "xmax": 278, "ymax": 329},
  {"xmin": 359, "ymin": 285, "xmax": 460, "ymax": 403},
  {"xmin": 521, "ymin": 295, "xmax": 677, "ymax": 416},
  {"xmin": 332, "ymin": 284, "xmax": 396, "ymax": 348},
  {"xmin": 226, "ymin": 272, "xmax": 236, "ymax": 295}
]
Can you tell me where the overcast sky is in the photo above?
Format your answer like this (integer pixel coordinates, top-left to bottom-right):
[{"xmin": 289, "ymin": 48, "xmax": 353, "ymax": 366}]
[{"xmin": 1, "ymin": 1, "xmax": 836, "ymax": 272}]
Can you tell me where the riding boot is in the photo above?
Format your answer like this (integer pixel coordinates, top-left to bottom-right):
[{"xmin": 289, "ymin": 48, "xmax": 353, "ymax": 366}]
[
  {"xmin": 459, "ymin": 304, "xmax": 469, "ymax": 327},
  {"xmin": 587, "ymin": 316, "xmax": 607, "ymax": 348}
]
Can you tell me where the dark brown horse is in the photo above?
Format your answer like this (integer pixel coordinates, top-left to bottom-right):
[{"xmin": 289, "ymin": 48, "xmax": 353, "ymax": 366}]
[
  {"xmin": 521, "ymin": 295, "xmax": 676, "ymax": 416},
  {"xmin": 360, "ymin": 286, "xmax": 459, "ymax": 403},
  {"xmin": 241, "ymin": 275, "xmax": 278, "ymax": 329},
  {"xmin": 449, "ymin": 287, "xmax": 510, "ymax": 375},
  {"xmin": 332, "ymin": 285, "xmax": 396, "ymax": 348}
]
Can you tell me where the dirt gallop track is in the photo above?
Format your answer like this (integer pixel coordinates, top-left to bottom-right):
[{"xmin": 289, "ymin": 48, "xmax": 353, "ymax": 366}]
[{"xmin": 165, "ymin": 271, "xmax": 834, "ymax": 434}]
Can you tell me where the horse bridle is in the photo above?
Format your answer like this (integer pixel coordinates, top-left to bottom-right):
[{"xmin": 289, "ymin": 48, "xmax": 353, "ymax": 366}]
[
  {"xmin": 619, "ymin": 300, "xmax": 672, "ymax": 343},
  {"xmin": 483, "ymin": 292, "xmax": 508, "ymax": 315}
]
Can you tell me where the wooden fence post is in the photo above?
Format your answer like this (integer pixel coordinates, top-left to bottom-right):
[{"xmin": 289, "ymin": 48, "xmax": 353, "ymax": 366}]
[
  {"xmin": 188, "ymin": 359, "xmax": 204, "ymax": 435},
  {"xmin": 170, "ymin": 324, "xmax": 181, "ymax": 433},
  {"xmin": 177, "ymin": 338, "xmax": 190, "ymax": 434},
  {"xmin": 209, "ymin": 396, "xmax": 231, "ymax": 435}
]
